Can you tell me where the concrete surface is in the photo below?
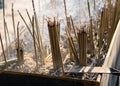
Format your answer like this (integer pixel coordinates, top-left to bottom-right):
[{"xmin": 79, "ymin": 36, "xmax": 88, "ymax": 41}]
[{"xmin": 100, "ymin": 20, "xmax": 120, "ymax": 86}]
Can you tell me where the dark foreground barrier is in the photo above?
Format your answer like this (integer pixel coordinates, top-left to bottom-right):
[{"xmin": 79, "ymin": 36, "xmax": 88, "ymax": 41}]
[{"xmin": 0, "ymin": 71, "xmax": 99, "ymax": 86}]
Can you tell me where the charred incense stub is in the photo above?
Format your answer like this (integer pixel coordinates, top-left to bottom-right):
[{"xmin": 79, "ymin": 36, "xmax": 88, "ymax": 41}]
[
  {"xmin": 78, "ymin": 29, "xmax": 87, "ymax": 66},
  {"xmin": 16, "ymin": 45, "xmax": 24, "ymax": 64},
  {"xmin": 48, "ymin": 20, "xmax": 64, "ymax": 73},
  {"xmin": 48, "ymin": 21, "xmax": 55, "ymax": 27},
  {"xmin": 67, "ymin": 17, "xmax": 71, "ymax": 31}
]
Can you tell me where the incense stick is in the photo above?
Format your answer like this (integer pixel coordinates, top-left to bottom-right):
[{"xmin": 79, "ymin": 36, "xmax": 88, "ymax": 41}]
[
  {"xmin": 0, "ymin": 33, "xmax": 7, "ymax": 67},
  {"xmin": 12, "ymin": 3, "xmax": 16, "ymax": 39},
  {"xmin": 32, "ymin": 16, "xmax": 39, "ymax": 71}
]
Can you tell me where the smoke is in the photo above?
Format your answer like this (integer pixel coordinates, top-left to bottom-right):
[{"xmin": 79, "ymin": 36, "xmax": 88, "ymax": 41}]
[
  {"xmin": 37, "ymin": 0, "xmax": 105, "ymax": 22},
  {"xmin": 34, "ymin": 0, "xmax": 106, "ymax": 44}
]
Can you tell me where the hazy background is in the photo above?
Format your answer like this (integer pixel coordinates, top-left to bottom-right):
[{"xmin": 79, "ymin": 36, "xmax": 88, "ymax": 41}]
[{"xmin": 0, "ymin": 0, "xmax": 106, "ymax": 54}]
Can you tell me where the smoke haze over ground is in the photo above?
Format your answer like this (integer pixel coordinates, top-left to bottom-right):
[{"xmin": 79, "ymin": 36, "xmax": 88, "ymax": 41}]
[{"xmin": 0, "ymin": 0, "xmax": 113, "ymax": 54}]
